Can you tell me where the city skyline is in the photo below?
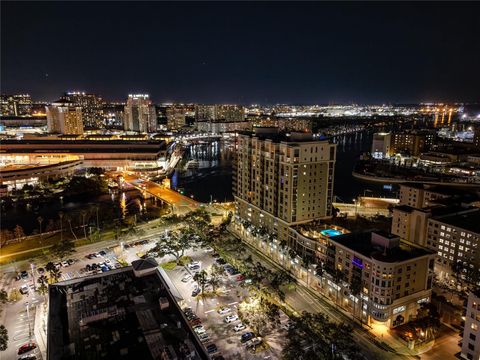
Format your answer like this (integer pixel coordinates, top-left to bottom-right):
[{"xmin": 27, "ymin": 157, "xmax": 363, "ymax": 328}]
[{"xmin": 2, "ymin": 2, "xmax": 480, "ymax": 104}]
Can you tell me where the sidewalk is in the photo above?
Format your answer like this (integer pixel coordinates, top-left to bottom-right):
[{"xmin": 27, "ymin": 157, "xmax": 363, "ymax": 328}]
[{"xmin": 34, "ymin": 299, "xmax": 48, "ymax": 360}]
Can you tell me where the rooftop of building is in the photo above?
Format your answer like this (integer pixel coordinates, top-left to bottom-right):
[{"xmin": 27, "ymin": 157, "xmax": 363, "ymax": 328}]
[
  {"xmin": 331, "ymin": 230, "xmax": 434, "ymax": 263},
  {"xmin": 237, "ymin": 128, "xmax": 329, "ymax": 143},
  {"xmin": 48, "ymin": 262, "xmax": 207, "ymax": 360},
  {"xmin": 432, "ymin": 208, "xmax": 480, "ymax": 234}
]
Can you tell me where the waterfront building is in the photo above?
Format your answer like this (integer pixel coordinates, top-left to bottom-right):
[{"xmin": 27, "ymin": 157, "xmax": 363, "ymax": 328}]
[
  {"xmin": 474, "ymin": 125, "xmax": 480, "ymax": 149},
  {"xmin": 61, "ymin": 92, "xmax": 104, "ymax": 129},
  {"xmin": 166, "ymin": 106, "xmax": 186, "ymax": 130},
  {"xmin": 124, "ymin": 94, "xmax": 157, "ymax": 133},
  {"xmin": 233, "ymin": 127, "xmax": 336, "ymax": 242},
  {"xmin": 371, "ymin": 132, "xmax": 392, "ymax": 159},
  {"xmin": 0, "ymin": 94, "xmax": 32, "ymax": 117},
  {"xmin": 46, "ymin": 99, "xmax": 84, "ymax": 135},
  {"xmin": 195, "ymin": 104, "xmax": 247, "ymax": 133},
  {"xmin": 461, "ymin": 290, "xmax": 480, "ymax": 360},
  {"xmin": 48, "ymin": 259, "xmax": 208, "ymax": 360},
  {"xmin": 390, "ymin": 130, "xmax": 435, "ymax": 157},
  {"xmin": 0, "ymin": 136, "xmax": 167, "ymax": 171}
]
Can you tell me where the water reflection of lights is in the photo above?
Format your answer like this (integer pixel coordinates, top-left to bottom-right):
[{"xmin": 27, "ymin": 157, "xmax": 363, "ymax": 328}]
[{"xmin": 120, "ymin": 192, "xmax": 126, "ymax": 218}]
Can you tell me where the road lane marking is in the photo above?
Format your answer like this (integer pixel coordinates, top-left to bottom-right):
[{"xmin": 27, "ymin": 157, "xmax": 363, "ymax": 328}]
[
  {"xmin": 227, "ymin": 302, "xmax": 238, "ymax": 306},
  {"xmin": 205, "ymin": 310, "xmax": 214, "ymax": 314}
]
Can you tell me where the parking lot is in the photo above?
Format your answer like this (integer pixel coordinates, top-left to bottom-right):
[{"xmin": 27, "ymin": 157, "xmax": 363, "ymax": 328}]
[{"xmin": 164, "ymin": 247, "xmax": 288, "ymax": 359}]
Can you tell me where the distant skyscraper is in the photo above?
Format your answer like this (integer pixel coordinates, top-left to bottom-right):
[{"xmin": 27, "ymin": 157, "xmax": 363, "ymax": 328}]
[
  {"xmin": 61, "ymin": 92, "xmax": 104, "ymax": 129},
  {"xmin": 0, "ymin": 94, "xmax": 32, "ymax": 117},
  {"xmin": 46, "ymin": 99, "xmax": 83, "ymax": 134},
  {"xmin": 102, "ymin": 103, "xmax": 125, "ymax": 128},
  {"xmin": 166, "ymin": 107, "xmax": 186, "ymax": 131},
  {"xmin": 124, "ymin": 94, "xmax": 157, "ymax": 133}
]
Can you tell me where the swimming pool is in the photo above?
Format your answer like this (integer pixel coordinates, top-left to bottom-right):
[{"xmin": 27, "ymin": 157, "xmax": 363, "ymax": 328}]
[{"xmin": 320, "ymin": 229, "xmax": 342, "ymax": 237}]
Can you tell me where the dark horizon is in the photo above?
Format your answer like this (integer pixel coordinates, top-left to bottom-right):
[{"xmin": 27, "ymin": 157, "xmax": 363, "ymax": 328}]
[{"xmin": 2, "ymin": 1, "xmax": 480, "ymax": 104}]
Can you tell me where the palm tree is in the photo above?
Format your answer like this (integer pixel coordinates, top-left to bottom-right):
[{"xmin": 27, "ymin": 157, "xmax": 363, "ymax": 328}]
[
  {"xmin": 37, "ymin": 216, "xmax": 44, "ymax": 236},
  {"xmin": 58, "ymin": 211, "xmax": 64, "ymax": 242},
  {"xmin": 37, "ymin": 275, "xmax": 49, "ymax": 297},
  {"xmin": 193, "ymin": 270, "xmax": 209, "ymax": 295},
  {"xmin": 65, "ymin": 213, "xmax": 78, "ymax": 241},
  {"xmin": 80, "ymin": 210, "xmax": 88, "ymax": 239}
]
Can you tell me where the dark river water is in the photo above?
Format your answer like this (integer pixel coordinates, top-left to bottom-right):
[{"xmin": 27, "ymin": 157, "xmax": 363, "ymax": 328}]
[{"xmin": 172, "ymin": 130, "xmax": 398, "ymax": 203}]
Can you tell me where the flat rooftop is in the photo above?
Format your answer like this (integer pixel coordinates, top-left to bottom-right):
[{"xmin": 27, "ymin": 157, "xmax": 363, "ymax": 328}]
[
  {"xmin": 331, "ymin": 231, "xmax": 434, "ymax": 263},
  {"xmin": 48, "ymin": 264, "xmax": 207, "ymax": 360},
  {"xmin": 432, "ymin": 208, "xmax": 480, "ymax": 234},
  {"xmin": 238, "ymin": 129, "xmax": 329, "ymax": 144}
]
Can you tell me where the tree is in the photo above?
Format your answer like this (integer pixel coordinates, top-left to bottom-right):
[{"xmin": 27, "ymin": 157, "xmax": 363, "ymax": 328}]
[
  {"xmin": 37, "ymin": 275, "xmax": 49, "ymax": 297},
  {"xmin": 414, "ymin": 303, "xmax": 441, "ymax": 341},
  {"xmin": 209, "ymin": 264, "xmax": 224, "ymax": 293},
  {"xmin": 37, "ymin": 216, "xmax": 44, "ymax": 236},
  {"xmin": 282, "ymin": 312, "xmax": 361, "ymax": 360},
  {"xmin": 152, "ymin": 229, "xmax": 195, "ymax": 264},
  {"xmin": 238, "ymin": 293, "xmax": 280, "ymax": 336},
  {"xmin": 80, "ymin": 209, "xmax": 89, "ymax": 239},
  {"xmin": 0, "ymin": 290, "xmax": 7, "ymax": 316},
  {"xmin": 65, "ymin": 213, "xmax": 78, "ymax": 240},
  {"xmin": 193, "ymin": 270, "xmax": 209, "ymax": 295},
  {"xmin": 0, "ymin": 325, "xmax": 8, "ymax": 352},
  {"xmin": 13, "ymin": 224, "xmax": 25, "ymax": 239}
]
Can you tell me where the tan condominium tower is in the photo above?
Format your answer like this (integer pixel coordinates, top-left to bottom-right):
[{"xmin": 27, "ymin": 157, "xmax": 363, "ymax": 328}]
[
  {"xmin": 233, "ymin": 127, "xmax": 336, "ymax": 242},
  {"xmin": 46, "ymin": 99, "xmax": 84, "ymax": 135}
]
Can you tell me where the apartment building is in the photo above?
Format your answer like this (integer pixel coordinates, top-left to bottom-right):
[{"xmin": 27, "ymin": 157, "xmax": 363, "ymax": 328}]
[
  {"xmin": 398, "ymin": 183, "xmax": 451, "ymax": 209},
  {"xmin": 462, "ymin": 290, "xmax": 480, "ymax": 360},
  {"xmin": 326, "ymin": 231, "xmax": 435, "ymax": 328},
  {"xmin": 426, "ymin": 208, "xmax": 480, "ymax": 279},
  {"xmin": 233, "ymin": 128, "xmax": 336, "ymax": 242}
]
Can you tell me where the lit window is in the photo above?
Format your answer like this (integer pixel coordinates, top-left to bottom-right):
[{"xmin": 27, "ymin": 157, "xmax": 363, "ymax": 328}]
[{"xmin": 472, "ymin": 323, "xmax": 478, "ymax": 331}]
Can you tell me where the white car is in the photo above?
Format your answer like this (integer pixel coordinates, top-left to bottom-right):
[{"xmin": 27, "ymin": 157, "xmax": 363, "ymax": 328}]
[
  {"xmin": 61, "ymin": 261, "xmax": 69, "ymax": 267},
  {"xmin": 188, "ymin": 261, "xmax": 201, "ymax": 269},
  {"xmin": 218, "ymin": 307, "xmax": 231, "ymax": 315},
  {"xmin": 193, "ymin": 325, "xmax": 206, "ymax": 334},
  {"xmin": 245, "ymin": 337, "xmax": 262, "ymax": 348},
  {"xmin": 204, "ymin": 246, "xmax": 214, "ymax": 252},
  {"xmin": 104, "ymin": 259, "xmax": 111, "ymax": 264},
  {"xmin": 234, "ymin": 323, "xmax": 246, "ymax": 332},
  {"xmin": 182, "ymin": 275, "xmax": 192, "ymax": 282},
  {"xmin": 224, "ymin": 314, "xmax": 238, "ymax": 323},
  {"xmin": 19, "ymin": 285, "xmax": 29, "ymax": 295}
]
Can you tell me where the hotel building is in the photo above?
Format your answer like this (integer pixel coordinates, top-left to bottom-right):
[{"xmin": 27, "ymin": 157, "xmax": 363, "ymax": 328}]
[
  {"xmin": 46, "ymin": 99, "xmax": 84, "ymax": 135},
  {"xmin": 124, "ymin": 94, "xmax": 157, "ymax": 133}
]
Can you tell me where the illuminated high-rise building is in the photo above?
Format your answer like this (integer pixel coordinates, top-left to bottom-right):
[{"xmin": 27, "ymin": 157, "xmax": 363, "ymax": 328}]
[
  {"xmin": 166, "ymin": 106, "xmax": 186, "ymax": 130},
  {"xmin": 61, "ymin": 92, "xmax": 104, "ymax": 129},
  {"xmin": 46, "ymin": 99, "xmax": 83, "ymax": 134},
  {"xmin": 124, "ymin": 94, "xmax": 157, "ymax": 133},
  {"xmin": 233, "ymin": 128, "xmax": 336, "ymax": 242}
]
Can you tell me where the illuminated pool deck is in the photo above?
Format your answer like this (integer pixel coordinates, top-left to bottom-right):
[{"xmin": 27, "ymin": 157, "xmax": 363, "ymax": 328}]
[{"xmin": 320, "ymin": 229, "xmax": 343, "ymax": 237}]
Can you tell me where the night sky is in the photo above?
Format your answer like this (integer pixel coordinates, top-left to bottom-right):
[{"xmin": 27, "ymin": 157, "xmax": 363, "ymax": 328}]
[{"xmin": 1, "ymin": 1, "xmax": 479, "ymax": 104}]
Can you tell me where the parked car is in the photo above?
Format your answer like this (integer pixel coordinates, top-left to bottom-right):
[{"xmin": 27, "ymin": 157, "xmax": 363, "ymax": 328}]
[
  {"xmin": 36, "ymin": 267, "xmax": 45, "ymax": 275},
  {"xmin": 206, "ymin": 343, "xmax": 218, "ymax": 354},
  {"xmin": 224, "ymin": 314, "xmax": 238, "ymax": 323},
  {"xmin": 189, "ymin": 265, "xmax": 200, "ymax": 271},
  {"xmin": 18, "ymin": 354, "xmax": 37, "ymax": 360},
  {"xmin": 192, "ymin": 288, "xmax": 201, "ymax": 297},
  {"xmin": 204, "ymin": 247, "xmax": 214, "ymax": 252},
  {"xmin": 234, "ymin": 323, "xmax": 246, "ymax": 332},
  {"xmin": 61, "ymin": 261, "xmax": 69, "ymax": 267},
  {"xmin": 188, "ymin": 261, "xmax": 201, "ymax": 269},
  {"xmin": 215, "ymin": 258, "xmax": 226, "ymax": 265},
  {"xmin": 190, "ymin": 318, "xmax": 202, "ymax": 326},
  {"xmin": 240, "ymin": 332, "xmax": 255, "ymax": 343},
  {"xmin": 217, "ymin": 307, "xmax": 231, "ymax": 315},
  {"xmin": 19, "ymin": 285, "xmax": 29, "ymax": 295},
  {"xmin": 245, "ymin": 337, "xmax": 262, "ymax": 348},
  {"xmin": 17, "ymin": 342, "xmax": 37, "ymax": 355},
  {"xmin": 182, "ymin": 275, "xmax": 192, "ymax": 282},
  {"xmin": 67, "ymin": 259, "xmax": 75, "ymax": 265},
  {"xmin": 236, "ymin": 275, "xmax": 245, "ymax": 282},
  {"xmin": 198, "ymin": 332, "xmax": 209, "ymax": 341},
  {"xmin": 20, "ymin": 271, "xmax": 29, "ymax": 280},
  {"xmin": 193, "ymin": 325, "xmax": 206, "ymax": 334},
  {"xmin": 99, "ymin": 250, "xmax": 107, "ymax": 256}
]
